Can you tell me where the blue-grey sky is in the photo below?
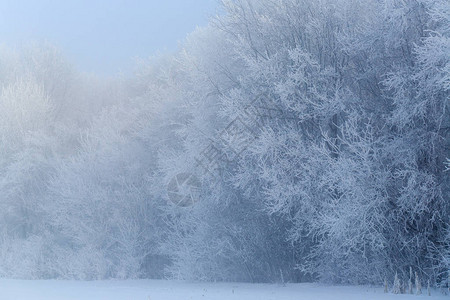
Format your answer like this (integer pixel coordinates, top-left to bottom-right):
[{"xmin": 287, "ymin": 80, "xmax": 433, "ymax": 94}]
[{"xmin": 0, "ymin": 0, "xmax": 218, "ymax": 74}]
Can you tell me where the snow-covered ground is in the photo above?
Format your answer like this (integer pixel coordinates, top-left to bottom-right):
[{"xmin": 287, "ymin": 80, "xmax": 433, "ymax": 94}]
[{"xmin": 0, "ymin": 279, "xmax": 448, "ymax": 300}]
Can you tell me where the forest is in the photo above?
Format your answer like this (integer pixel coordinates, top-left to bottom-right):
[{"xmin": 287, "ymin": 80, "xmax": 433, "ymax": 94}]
[{"xmin": 0, "ymin": 0, "xmax": 448, "ymax": 288}]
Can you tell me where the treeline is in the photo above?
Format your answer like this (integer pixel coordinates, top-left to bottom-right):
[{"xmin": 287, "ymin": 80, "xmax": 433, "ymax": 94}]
[{"xmin": 0, "ymin": 0, "xmax": 448, "ymax": 286}]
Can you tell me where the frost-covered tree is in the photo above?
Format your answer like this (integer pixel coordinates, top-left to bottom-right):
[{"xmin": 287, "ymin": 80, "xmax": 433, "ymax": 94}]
[
  {"xmin": 0, "ymin": 45, "xmax": 145, "ymax": 279},
  {"xmin": 0, "ymin": 77, "xmax": 55, "ymax": 278},
  {"xmin": 194, "ymin": 0, "xmax": 449, "ymax": 284}
]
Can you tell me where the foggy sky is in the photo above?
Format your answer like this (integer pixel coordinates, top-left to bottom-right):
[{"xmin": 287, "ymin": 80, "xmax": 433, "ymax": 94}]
[{"xmin": 0, "ymin": 0, "xmax": 218, "ymax": 75}]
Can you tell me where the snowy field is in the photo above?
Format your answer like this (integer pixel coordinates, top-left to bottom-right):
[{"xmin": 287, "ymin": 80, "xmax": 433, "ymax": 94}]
[{"xmin": 0, "ymin": 279, "xmax": 448, "ymax": 300}]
